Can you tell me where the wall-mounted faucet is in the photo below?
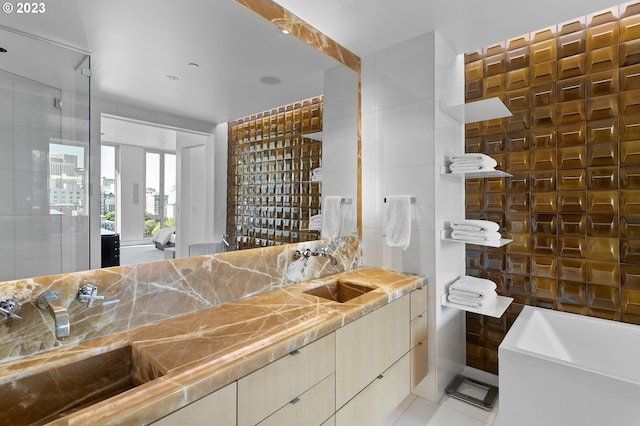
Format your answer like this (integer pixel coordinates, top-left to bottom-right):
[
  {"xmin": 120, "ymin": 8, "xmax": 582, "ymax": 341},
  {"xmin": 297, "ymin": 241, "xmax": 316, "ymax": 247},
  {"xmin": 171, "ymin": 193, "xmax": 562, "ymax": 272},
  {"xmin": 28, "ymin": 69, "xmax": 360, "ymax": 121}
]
[
  {"xmin": 318, "ymin": 247, "xmax": 339, "ymax": 266},
  {"xmin": 37, "ymin": 291, "xmax": 70, "ymax": 340},
  {"xmin": 293, "ymin": 247, "xmax": 338, "ymax": 266},
  {"xmin": 0, "ymin": 299, "xmax": 22, "ymax": 320},
  {"xmin": 77, "ymin": 284, "xmax": 104, "ymax": 308}
]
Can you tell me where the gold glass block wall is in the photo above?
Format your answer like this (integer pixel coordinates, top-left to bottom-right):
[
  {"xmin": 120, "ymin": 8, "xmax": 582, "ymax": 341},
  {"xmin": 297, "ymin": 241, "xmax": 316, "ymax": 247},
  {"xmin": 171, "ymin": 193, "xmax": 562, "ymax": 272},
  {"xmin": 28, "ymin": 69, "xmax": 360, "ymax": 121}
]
[
  {"xmin": 465, "ymin": 2, "xmax": 640, "ymax": 374},
  {"xmin": 227, "ymin": 97, "xmax": 323, "ymax": 250}
]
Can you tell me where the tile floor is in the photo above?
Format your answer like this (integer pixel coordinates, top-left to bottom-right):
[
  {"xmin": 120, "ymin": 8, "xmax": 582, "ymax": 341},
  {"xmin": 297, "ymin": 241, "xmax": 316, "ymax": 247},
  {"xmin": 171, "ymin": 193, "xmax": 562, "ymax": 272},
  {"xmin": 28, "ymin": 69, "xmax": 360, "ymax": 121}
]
[{"xmin": 385, "ymin": 368, "xmax": 499, "ymax": 426}]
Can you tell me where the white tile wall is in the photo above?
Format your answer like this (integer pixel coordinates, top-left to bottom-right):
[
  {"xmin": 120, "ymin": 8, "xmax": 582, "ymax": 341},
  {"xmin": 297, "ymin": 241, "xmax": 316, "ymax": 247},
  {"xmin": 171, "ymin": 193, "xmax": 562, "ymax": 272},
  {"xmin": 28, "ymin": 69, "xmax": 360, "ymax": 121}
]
[
  {"xmin": 322, "ymin": 64, "xmax": 358, "ymax": 239},
  {"xmin": 361, "ymin": 30, "xmax": 467, "ymax": 402}
]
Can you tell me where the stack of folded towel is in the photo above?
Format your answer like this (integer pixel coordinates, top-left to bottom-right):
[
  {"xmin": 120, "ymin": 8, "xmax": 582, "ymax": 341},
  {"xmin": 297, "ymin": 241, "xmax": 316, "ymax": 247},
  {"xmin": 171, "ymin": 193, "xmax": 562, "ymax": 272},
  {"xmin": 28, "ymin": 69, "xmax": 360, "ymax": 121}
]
[
  {"xmin": 450, "ymin": 219, "xmax": 501, "ymax": 244},
  {"xmin": 447, "ymin": 276, "xmax": 497, "ymax": 308},
  {"xmin": 309, "ymin": 214, "xmax": 322, "ymax": 231},
  {"xmin": 311, "ymin": 167, "xmax": 323, "ymax": 182},
  {"xmin": 449, "ymin": 153, "xmax": 497, "ymax": 173}
]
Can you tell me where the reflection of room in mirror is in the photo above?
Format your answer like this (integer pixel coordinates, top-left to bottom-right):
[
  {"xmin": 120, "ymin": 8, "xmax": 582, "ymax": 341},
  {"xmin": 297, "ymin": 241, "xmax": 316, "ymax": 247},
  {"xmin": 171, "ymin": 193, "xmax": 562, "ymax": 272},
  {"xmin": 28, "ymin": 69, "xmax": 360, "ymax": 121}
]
[{"xmin": 228, "ymin": 97, "xmax": 324, "ymax": 249}]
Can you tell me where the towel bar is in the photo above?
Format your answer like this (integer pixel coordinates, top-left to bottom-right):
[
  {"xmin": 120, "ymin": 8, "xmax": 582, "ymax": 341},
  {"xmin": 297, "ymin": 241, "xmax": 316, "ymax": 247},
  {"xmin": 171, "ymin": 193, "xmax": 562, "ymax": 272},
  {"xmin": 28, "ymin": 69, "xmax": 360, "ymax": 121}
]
[{"xmin": 383, "ymin": 197, "xmax": 416, "ymax": 203}]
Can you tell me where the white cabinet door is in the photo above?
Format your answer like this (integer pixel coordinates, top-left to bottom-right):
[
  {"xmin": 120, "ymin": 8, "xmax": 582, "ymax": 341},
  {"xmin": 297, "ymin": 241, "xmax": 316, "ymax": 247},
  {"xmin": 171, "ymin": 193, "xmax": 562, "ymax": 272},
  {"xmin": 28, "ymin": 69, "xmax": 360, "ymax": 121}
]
[
  {"xmin": 335, "ymin": 353, "xmax": 410, "ymax": 426},
  {"xmin": 238, "ymin": 333, "xmax": 335, "ymax": 426},
  {"xmin": 335, "ymin": 295, "xmax": 410, "ymax": 408},
  {"xmin": 258, "ymin": 374, "xmax": 335, "ymax": 426},
  {"xmin": 151, "ymin": 382, "xmax": 236, "ymax": 426}
]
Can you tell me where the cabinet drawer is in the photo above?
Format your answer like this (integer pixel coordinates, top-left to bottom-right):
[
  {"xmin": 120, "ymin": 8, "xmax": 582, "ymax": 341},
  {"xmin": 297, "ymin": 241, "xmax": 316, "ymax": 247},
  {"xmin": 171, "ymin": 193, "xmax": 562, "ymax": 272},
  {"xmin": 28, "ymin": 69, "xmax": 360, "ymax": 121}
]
[
  {"xmin": 410, "ymin": 313, "xmax": 427, "ymax": 347},
  {"xmin": 411, "ymin": 338, "xmax": 428, "ymax": 389},
  {"xmin": 336, "ymin": 353, "xmax": 410, "ymax": 426},
  {"xmin": 152, "ymin": 382, "xmax": 236, "ymax": 426},
  {"xmin": 258, "ymin": 374, "xmax": 335, "ymax": 426},
  {"xmin": 238, "ymin": 333, "xmax": 335, "ymax": 426},
  {"xmin": 410, "ymin": 286, "xmax": 427, "ymax": 320},
  {"xmin": 336, "ymin": 295, "xmax": 410, "ymax": 408}
]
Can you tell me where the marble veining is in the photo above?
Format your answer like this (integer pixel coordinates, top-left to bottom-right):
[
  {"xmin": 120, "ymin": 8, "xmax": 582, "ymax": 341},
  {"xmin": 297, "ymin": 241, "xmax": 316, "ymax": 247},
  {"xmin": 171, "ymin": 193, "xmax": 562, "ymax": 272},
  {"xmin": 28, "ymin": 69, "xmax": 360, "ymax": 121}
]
[
  {"xmin": 0, "ymin": 236, "xmax": 360, "ymax": 363},
  {"xmin": 0, "ymin": 266, "xmax": 422, "ymax": 425}
]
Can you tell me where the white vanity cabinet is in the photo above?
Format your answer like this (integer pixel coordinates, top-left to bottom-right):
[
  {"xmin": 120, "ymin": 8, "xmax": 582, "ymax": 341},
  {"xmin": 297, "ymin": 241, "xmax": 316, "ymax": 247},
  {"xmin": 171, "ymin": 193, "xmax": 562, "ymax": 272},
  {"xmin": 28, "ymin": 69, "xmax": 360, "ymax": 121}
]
[
  {"xmin": 153, "ymin": 286, "xmax": 426, "ymax": 426},
  {"xmin": 410, "ymin": 287, "xmax": 428, "ymax": 389},
  {"xmin": 151, "ymin": 381, "xmax": 236, "ymax": 426},
  {"xmin": 237, "ymin": 333, "xmax": 335, "ymax": 426},
  {"xmin": 335, "ymin": 294, "xmax": 411, "ymax": 426}
]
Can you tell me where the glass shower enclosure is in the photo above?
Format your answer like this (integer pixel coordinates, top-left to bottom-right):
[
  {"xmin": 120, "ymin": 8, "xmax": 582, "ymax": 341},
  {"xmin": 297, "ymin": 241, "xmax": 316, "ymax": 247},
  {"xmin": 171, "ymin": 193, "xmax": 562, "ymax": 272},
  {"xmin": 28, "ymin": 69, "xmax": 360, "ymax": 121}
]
[{"xmin": 0, "ymin": 27, "xmax": 90, "ymax": 281}]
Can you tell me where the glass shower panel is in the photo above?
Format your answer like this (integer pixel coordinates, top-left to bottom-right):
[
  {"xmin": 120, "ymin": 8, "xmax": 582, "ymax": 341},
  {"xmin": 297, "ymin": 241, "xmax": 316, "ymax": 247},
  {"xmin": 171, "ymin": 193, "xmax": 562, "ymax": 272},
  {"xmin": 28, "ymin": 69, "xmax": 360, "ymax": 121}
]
[{"xmin": 0, "ymin": 29, "xmax": 90, "ymax": 281}]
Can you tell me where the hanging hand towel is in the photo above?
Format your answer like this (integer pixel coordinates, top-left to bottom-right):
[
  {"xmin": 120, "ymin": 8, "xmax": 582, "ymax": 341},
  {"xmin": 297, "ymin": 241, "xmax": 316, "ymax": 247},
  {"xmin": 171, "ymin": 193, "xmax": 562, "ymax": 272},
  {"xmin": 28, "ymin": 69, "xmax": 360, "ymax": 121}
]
[
  {"xmin": 321, "ymin": 196, "xmax": 343, "ymax": 239},
  {"xmin": 383, "ymin": 195, "xmax": 412, "ymax": 250}
]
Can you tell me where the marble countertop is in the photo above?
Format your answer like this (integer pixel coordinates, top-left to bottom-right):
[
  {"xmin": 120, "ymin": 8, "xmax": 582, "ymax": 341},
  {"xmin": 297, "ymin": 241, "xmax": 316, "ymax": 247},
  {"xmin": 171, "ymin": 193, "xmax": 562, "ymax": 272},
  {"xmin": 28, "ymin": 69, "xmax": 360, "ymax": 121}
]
[{"xmin": 0, "ymin": 267, "xmax": 423, "ymax": 426}]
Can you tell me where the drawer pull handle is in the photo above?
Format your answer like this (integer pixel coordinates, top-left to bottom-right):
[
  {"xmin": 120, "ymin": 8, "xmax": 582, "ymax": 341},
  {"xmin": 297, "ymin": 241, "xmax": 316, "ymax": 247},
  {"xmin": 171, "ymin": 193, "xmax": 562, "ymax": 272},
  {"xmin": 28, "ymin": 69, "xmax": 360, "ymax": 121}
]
[
  {"xmin": 289, "ymin": 349, "xmax": 300, "ymax": 356},
  {"xmin": 418, "ymin": 314, "xmax": 423, "ymax": 318},
  {"xmin": 290, "ymin": 397, "xmax": 301, "ymax": 405},
  {"xmin": 377, "ymin": 374, "xmax": 384, "ymax": 380},
  {"xmin": 418, "ymin": 341, "xmax": 423, "ymax": 345}
]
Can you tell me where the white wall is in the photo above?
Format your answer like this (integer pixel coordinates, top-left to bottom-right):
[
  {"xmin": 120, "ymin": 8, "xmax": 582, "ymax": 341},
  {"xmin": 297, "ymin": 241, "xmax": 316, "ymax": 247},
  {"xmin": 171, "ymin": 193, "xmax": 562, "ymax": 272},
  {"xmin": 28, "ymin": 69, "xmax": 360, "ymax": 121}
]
[
  {"xmin": 116, "ymin": 144, "xmax": 145, "ymax": 242},
  {"xmin": 322, "ymin": 64, "xmax": 359, "ymax": 237},
  {"xmin": 360, "ymin": 31, "xmax": 466, "ymax": 402},
  {"xmin": 213, "ymin": 123, "xmax": 228, "ymax": 241}
]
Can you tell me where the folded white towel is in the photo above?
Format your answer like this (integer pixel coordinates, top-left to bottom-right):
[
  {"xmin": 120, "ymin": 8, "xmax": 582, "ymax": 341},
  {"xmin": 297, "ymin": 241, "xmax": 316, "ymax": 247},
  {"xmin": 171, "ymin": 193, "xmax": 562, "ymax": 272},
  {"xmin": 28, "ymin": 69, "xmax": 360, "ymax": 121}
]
[
  {"xmin": 311, "ymin": 167, "xmax": 323, "ymax": 182},
  {"xmin": 383, "ymin": 195, "xmax": 412, "ymax": 250},
  {"xmin": 450, "ymin": 165, "xmax": 496, "ymax": 174},
  {"xmin": 451, "ymin": 230, "xmax": 501, "ymax": 242},
  {"xmin": 447, "ymin": 293, "xmax": 497, "ymax": 308},
  {"xmin": 450, "ymin": 219, "xmax": 500, "ymax": 233},
  {"xmin": 450, "ymin": 153, "xmax": 496, "ymax": 164},
  {"xmin": 321, "ymin": 196, "xmax": 343, "ymax": 238},
  {"xmin": 449, "ymin": 288, "xmax": 497, "ymax": 302},
  {"xmin": 451, "ymin": 276, "xmax": 497, "ymax": 298}
]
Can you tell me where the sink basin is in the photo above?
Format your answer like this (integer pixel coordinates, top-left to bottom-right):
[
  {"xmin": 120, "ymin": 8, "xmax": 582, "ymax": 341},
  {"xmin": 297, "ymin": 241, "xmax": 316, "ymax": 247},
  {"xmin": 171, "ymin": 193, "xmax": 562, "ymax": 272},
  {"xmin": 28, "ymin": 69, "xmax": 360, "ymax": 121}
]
[
  {"xmin": 0, "ymin": 345, "xmax": 161, "ymax": 426},
  {"xmin": 304, "ymin": 279, "xmax": 375, "ymax": 303}
]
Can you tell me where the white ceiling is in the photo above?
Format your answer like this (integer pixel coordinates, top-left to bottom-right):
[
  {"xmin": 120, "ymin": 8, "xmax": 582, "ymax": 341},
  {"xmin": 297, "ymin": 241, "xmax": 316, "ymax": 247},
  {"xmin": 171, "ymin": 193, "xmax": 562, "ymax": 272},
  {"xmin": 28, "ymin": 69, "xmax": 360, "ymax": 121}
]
[
  {"xmin": 0, "ymin": 0, "xmax": 626, "ymax": 126},
  {"xmin": 275, "ymin": 0, "xmax": 623, "ymax": 56}
]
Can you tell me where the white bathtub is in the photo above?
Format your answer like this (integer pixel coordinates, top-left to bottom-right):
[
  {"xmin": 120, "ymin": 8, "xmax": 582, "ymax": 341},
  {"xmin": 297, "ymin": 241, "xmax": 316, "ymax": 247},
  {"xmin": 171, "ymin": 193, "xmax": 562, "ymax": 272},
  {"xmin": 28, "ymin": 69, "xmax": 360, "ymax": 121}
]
[{"xmin": 495, "ymin": 306, "xmax": 640, "ymax": 426}]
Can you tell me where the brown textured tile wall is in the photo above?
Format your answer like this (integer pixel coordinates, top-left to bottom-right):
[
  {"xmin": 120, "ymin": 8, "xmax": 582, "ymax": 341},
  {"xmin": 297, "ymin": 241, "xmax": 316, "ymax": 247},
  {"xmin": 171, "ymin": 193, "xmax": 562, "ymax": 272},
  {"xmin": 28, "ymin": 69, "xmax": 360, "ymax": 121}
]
[
  {"xmin": 228, "ymin": 97, "xmax": 323, "ymax": 249},
  {"xmin": 465, "ymin": 2, "xmax": 640, "ymax": 374}
]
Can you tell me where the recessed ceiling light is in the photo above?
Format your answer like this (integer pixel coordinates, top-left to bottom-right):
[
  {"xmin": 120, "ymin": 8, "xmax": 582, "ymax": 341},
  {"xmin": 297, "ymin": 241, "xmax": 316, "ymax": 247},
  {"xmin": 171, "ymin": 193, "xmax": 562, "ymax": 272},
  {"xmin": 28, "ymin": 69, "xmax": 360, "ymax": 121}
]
[
  {"xmin": 280, "ymin": 28, "xmax": 290, "ymax": 35},
  {"xmin": 187, "ymin": 62, "xmax": 199, "ymax": 68},
  {"xmin": 165, "ymin": 75, "xmax": 179, "ymax": 81},
  {"xmin": 260, "ymin": 76, "xmax": 282, "ymax": 86},
  {"xmin": 0, "ymin": 47, "xmax": 6, "ymax": 53}
]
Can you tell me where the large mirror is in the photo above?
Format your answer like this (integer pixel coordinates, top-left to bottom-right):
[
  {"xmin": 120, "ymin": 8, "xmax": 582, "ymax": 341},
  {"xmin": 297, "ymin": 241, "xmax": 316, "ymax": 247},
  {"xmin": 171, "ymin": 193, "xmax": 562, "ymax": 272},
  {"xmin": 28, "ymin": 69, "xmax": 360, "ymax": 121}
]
[{"xmin": 0, "ymin": 0, "xmax": 358, "ymax": 279}]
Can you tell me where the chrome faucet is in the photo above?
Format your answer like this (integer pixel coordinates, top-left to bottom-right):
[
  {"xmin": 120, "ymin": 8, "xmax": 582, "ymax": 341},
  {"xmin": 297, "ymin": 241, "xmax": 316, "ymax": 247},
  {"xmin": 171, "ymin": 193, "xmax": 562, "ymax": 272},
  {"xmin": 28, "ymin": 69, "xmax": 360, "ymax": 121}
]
[
  {"xmin": 37, "ymin": 291, "xmax": 70, "ymax": 340},
  {"xmin": 318, "ymin": 247, "xmax": 339, "ymax": 266},
  {"xmin": 77, "ymin": 284, "xmax": 104, "ymax": 308},
  {"xmin": 293, "ymin": 247, "xmax": 338, "ymax": 266},
  {"xmin": 221, "ymin": 234, "xmax": 230, "ymax": 251},
  {"xmin": 0, "ymin": 298, "xmax": 22, "ymax": 320}
]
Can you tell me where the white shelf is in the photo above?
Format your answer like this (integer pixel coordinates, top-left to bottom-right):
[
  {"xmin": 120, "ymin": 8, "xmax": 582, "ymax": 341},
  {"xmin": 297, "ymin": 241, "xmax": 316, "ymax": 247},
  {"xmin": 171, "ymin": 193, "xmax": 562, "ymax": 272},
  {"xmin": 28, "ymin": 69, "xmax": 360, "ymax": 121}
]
[
  {"xmin": 440, "ymin": 97, "xmax": 512, "ymax": 123},
  {"xmin": 302, "ymin": 131, "xmax": 322, "ymax": 141},
  {"xmin": 440, "ymin": 166, "xmax": 512, "ymax": 179},
  {"xmin": 440, "ymin": 229, "xmax": 512, "ymax": 248},
  {"xmin": 441, "ymin": 293, "xmax": 513, "ymax": 318}
]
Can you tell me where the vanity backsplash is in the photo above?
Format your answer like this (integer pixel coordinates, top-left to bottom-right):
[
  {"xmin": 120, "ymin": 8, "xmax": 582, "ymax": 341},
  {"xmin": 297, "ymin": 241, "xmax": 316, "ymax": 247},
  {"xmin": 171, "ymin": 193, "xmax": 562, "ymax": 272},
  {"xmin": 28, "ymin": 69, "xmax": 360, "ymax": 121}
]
[{"xmin": 0, "ymin": 236, "xmax": 360, "ymax": 363}]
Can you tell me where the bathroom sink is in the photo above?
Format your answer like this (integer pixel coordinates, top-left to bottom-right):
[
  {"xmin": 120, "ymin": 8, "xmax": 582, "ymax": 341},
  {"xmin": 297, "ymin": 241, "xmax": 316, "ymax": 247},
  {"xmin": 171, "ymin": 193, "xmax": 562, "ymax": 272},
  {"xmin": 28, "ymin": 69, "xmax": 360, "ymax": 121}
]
[
  {"xmin": 304, "ymin": 279, "xmax": 375, "ymax": 303},
  {"xmin": 0, "ymin": 345, "xmax": 160, "ymax": 426}
]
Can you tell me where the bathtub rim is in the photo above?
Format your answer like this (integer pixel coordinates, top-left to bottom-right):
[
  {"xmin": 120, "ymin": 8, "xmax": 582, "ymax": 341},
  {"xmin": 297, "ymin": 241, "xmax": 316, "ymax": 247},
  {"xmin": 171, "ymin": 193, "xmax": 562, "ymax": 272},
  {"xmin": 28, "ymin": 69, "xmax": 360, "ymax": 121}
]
[{"xmin": 499, "ymin": 305, "xmax": 640, "ymax": 389}]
